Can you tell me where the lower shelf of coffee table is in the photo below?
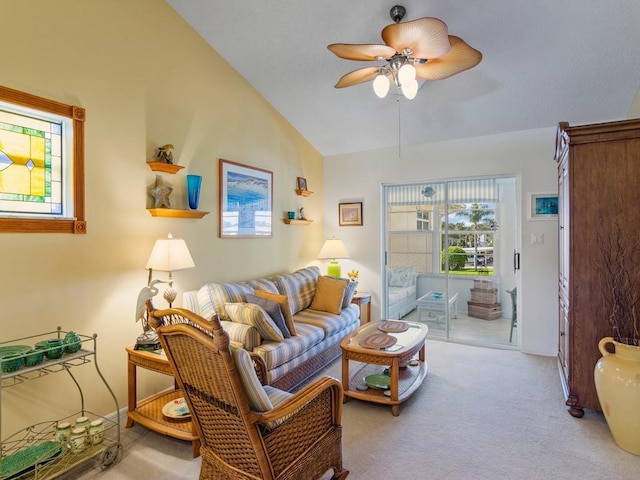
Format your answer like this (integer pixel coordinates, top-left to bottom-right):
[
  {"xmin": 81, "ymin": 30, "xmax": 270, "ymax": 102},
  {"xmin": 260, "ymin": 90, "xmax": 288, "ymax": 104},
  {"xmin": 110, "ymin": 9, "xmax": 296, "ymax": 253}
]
[{"xmin": 344, "ymin": 361, "xmax": 427, "ymax": 406}]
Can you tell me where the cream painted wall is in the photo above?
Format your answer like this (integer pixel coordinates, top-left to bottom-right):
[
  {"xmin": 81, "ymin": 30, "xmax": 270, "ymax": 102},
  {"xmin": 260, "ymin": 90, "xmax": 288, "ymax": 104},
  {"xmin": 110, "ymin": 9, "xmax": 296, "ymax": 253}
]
[
  {"xmin": 0, "ymin": 0, "xmax": 323, "ymax": 434},
  {"xmin": 323, "ymin": 127, "xmax": 560, "ymax": 357},
  {"xmin": 629, "ymin": 88, "xmax": 640, "ymax": 118}
]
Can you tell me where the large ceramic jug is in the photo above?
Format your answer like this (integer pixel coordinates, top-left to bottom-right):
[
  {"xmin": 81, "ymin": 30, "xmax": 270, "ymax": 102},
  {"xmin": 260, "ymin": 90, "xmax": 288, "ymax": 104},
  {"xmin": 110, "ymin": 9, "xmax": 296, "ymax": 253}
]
[{"xmin": 594, "ymin": 337, "xmax": 640, "ymax": 456}]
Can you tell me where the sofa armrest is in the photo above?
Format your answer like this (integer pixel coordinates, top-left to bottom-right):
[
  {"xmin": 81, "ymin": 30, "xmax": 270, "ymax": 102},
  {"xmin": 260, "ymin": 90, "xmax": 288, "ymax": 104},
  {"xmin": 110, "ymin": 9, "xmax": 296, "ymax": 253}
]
[
  {"xmin": 182, "ymin": 290, "xmax": 200, "ymax": 314},
  {"xmin": 222, "ymin": 321, "xmax": 262, "ymax": 351}
]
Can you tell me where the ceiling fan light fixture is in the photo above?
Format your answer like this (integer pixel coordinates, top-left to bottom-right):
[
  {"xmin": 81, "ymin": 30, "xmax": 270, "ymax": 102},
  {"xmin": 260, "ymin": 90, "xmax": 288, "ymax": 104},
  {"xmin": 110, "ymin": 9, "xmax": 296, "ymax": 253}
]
[
  {"xmin": 401, "ymin": 79, "xmax": 418, "ymax": 99},
  {"xmin": 398, "ymin": 62, "xmax": 416, "ymax": 85},
  {"xmin": 373, "ymin": 73, "xmax": 390, "ymax": 98},
  {"xmin": 327, "ymin": 5, "xmax": 481, "ymax": 100}
]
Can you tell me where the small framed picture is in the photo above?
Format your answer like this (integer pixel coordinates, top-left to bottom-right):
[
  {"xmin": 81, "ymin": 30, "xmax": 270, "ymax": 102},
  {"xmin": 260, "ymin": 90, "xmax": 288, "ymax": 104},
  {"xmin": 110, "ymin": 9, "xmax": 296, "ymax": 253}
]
[
  {"xmin": 296, "ymin": 177, "xmax": 308, "ymax": 191},
  {"xmin": 530, "ymin": 193, "xmax": 558, "ymax": 220},
  {"xmin": 339, "ymin": 202, "xmax": 363, "ymax": 226}
]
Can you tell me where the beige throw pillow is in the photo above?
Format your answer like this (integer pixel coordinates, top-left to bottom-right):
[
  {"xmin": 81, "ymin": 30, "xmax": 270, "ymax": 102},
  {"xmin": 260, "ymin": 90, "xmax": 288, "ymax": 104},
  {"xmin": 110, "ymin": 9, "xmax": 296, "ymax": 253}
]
[{"xmin": 309, "ymin": 276, "xmax": 348, "ymax": 315}]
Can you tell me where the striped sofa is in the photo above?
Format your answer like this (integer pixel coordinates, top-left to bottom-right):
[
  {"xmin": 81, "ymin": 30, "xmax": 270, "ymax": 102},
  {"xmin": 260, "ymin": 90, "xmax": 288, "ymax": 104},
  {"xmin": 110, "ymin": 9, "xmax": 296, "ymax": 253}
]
[{"xmin": 183, "ymin": 266, "xmax": 360, "ymax": 391}]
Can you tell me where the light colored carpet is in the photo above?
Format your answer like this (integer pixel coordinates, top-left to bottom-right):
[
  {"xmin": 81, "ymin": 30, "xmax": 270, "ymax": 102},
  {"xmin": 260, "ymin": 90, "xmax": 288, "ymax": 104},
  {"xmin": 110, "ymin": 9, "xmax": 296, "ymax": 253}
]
[
  {"xmin": 61, "ymin": 340, "xmax": 639, "ymax": 479},
  {"xmin": 402, "ymin": 309, "xmax": 517, "ymax": 348}
]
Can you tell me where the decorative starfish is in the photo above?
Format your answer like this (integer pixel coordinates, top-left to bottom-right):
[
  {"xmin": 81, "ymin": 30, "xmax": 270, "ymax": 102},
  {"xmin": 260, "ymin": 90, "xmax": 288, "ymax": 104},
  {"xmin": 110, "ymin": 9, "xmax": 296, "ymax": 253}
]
[{"xmin": 148, "ymin": 175, "xmax": 172, "ymax": 208}]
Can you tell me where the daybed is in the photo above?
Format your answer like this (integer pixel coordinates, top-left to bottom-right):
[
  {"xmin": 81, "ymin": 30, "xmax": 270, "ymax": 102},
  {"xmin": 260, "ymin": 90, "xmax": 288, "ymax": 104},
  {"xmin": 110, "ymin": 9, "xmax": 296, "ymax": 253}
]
[
  {"xmin": 387, "ymin": 266, "xmax": 417, "ymax": 319},
  {"xmin": 182, "ymin": 266, "xmax": 360, "ymax": 391}
]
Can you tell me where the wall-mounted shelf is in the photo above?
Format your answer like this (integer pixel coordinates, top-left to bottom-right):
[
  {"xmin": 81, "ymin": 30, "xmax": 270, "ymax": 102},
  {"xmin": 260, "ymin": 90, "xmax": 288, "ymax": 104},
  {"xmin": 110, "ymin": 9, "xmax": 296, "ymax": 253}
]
[
  {"xmin": 147, "ymin": 208, "xmax": 209, "ymax": 219},
  {"xmin": 283, "ymin": 219, "xmax": 312, "ymax": 225},
  {"xmin": 295, "ymin": 189, "xmax": 313, "ymax": 197},
  {"xmin": 146, "ymin": 161, "xmax": 184, "ymax": 174}
]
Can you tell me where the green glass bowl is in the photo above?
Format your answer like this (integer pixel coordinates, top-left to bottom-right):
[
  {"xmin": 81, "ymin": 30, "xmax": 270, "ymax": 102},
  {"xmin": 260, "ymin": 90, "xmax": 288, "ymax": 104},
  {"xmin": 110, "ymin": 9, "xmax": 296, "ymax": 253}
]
[
  {"xmin": 35, "ymin": 339, "xmax": 65, "ymax": 359},
  {"xmin": 64, "ymin": 332, "xmax": 81, "ymax": 353},
  {"xmin": 24, "ymin": 349, "xmax": 45, "ymax": 367},
  {"xmin": 1, "ymin": 353, "xmax": 24, "ymax": 372}
]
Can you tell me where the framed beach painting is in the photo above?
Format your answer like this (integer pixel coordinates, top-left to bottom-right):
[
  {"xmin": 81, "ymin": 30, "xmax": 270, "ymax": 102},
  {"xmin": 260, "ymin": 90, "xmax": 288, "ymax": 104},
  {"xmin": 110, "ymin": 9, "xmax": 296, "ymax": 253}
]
[
  {"xmin": 530, "ymin": 193, "xmax": 558, "ymax": 220},
  {"xmin": 219, "ymin": 159, "xmax": 273, "ymax": 237}
]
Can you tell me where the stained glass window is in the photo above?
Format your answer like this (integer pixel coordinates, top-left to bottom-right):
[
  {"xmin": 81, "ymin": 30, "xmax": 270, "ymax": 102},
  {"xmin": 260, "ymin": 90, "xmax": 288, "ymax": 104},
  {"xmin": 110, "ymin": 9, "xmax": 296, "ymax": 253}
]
[
  {"xmin": 0, "ymin": 86, "xmax": 85, "ymax": 234},
  {"xmin": 0, "ymin": 110, "xmax": 63, "ymax": 215}
]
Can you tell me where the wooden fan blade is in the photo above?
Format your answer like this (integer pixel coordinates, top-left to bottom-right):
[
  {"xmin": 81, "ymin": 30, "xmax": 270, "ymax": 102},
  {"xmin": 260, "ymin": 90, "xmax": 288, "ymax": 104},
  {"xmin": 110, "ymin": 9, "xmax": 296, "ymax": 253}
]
[
  {"xmin": 382, "ymin": 17, "xmax": 451, "ymax": 59},
  {"xmin": 328, "ymin": 43, "xmax": 397, "ymax": 61},
  {"xmin": 334, "ymin": 67, "xmax": 380, "ymax": 88},
  {"xmin": 415, "ymin": 36, "xmax": 482, "ymax": 80}
]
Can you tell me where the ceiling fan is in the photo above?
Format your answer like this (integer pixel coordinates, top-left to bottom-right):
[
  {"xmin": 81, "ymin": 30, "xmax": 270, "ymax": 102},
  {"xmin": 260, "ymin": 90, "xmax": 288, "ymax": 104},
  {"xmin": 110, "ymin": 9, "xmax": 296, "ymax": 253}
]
[{"xmin": 327, "ymin": 5, "xmax": 482, "ymax": 99}]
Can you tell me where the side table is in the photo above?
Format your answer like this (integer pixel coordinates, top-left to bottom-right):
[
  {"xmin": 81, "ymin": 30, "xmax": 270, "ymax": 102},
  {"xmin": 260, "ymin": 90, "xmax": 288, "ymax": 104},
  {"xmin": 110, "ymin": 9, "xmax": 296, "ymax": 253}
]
[
  {"xmin": 125, "ymin": 346, "xmax": 200, "ymax": 457},
  {"xmin": 351, "ymin": 292, "xmax": 372, "ymax": 324}
]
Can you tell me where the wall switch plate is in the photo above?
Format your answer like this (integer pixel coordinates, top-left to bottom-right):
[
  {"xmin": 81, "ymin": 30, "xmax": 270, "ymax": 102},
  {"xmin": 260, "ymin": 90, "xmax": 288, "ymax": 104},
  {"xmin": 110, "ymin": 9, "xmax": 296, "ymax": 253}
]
[{"xmin": 531, "ymin": 233, "xmax": 544, "ymax": 245}]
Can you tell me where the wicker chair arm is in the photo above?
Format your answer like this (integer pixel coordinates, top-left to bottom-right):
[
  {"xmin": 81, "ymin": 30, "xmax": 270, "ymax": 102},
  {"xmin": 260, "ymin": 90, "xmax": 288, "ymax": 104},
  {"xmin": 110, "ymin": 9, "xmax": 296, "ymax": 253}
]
[
  {"xmin": 256, "ymin": 376, "xmax": 344, "ymax": 474},
  {"xmin": 228, "ymin": 340, "xmax": 268, "ymax": 385},
  {"xmin": 258, "ymin": 375, "xmax": 343, "ymax": 426},
  {"xmin": 248, "ymin": 352, "xmax": 268, "ymax": 385}
]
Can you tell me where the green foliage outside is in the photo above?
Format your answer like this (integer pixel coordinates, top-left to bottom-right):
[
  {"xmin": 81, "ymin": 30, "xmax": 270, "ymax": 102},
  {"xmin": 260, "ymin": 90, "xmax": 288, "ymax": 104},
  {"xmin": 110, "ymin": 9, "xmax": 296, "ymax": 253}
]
[{"xmin": 442, "ymin": 246, "xmax": 467, "ymax": 271}]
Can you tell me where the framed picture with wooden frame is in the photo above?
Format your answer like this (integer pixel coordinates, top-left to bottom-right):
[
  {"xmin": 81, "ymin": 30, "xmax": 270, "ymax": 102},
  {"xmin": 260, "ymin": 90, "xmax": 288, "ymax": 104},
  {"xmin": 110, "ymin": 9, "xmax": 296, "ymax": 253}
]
[
  {"xmin": 296, "ymin": 177, "xmax": 308, "ymax": 191},
  {"xmin": 339, "ymin": 202, "xmax": 363, "ymax": 226},
  {"xmin": 219, "ymin": 159, "xmax": 273, "ymax": 238}
]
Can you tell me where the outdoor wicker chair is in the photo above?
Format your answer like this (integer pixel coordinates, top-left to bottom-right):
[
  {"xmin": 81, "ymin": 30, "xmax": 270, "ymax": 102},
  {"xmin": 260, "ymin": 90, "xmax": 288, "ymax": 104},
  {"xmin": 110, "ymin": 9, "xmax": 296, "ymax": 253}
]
[{"xmin": 151, "ymin": 306, "xmax": 349, "ymax": 480}]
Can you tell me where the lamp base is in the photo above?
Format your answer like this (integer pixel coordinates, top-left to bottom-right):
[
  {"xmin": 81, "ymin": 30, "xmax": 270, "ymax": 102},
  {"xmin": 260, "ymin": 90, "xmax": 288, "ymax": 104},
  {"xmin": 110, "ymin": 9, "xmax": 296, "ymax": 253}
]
[{"xmin": 326, "ymin": 261, "xmax": 341, "ymax": 278}]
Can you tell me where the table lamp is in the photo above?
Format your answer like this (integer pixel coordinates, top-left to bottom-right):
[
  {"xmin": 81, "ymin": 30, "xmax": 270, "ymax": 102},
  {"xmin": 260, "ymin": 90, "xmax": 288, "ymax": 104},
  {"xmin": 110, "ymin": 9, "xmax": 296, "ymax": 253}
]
[
  {"xmin": 145, "ymin": 233, "xmax": 195, "ymax": 307},
  {"xmin": 318, "ymin": 237, "xmax": 350, "ymax": 277}
]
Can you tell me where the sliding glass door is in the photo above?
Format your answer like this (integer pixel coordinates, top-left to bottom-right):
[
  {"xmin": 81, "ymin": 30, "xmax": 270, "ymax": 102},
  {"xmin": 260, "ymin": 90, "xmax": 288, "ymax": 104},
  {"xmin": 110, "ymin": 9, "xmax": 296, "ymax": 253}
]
[{"xmin": 383, "ymin": 176, "xmax": 518, "ymax": 347}]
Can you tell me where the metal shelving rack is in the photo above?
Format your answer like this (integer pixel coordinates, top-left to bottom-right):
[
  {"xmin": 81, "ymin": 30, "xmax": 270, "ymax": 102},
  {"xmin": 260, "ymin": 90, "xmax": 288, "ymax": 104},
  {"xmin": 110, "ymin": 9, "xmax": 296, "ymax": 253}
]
[{"xmin": 1, "ymin": 327, "xmax": 122, "ymax": 479}]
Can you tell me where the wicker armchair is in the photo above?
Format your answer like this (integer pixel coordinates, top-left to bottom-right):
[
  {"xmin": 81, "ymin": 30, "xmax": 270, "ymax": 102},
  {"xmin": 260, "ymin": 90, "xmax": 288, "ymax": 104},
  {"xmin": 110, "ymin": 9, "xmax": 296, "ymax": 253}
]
[{"xmin": 151, "ymin": 306, "xmax": 349, "ymax": 480}]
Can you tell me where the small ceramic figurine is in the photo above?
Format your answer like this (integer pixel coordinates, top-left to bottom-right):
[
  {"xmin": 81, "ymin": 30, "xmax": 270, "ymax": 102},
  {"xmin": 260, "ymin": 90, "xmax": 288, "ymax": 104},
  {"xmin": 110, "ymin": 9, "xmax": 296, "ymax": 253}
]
[{"xmin": 156, "ymin": 144, "xmax": 174, "ymax": 164}]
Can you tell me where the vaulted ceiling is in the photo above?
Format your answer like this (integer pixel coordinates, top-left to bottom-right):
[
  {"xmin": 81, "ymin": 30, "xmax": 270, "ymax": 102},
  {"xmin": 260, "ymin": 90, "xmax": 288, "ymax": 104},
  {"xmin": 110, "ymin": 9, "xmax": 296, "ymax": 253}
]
[{"xmin": 167, "ymin": 0, "xmax": 640, "ymax": 156}]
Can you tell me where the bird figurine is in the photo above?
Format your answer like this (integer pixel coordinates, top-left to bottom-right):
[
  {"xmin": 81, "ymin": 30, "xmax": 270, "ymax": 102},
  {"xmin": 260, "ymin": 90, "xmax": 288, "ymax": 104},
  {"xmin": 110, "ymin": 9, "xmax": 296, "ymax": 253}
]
[
  {"xmin": 156, "ymin": 144, "xmax": 174, "ymax": 164},
  {"xmin": 135, "ymin": 279, "xmax": 162, "ymax": 333}
]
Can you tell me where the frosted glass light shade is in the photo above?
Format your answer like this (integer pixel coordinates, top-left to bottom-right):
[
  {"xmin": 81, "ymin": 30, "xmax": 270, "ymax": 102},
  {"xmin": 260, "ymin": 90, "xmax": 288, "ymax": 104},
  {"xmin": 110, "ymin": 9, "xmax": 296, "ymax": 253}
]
[
  {"xmin": 373, "ymin": 74, "xmax": 390, "ymax": 98},
  {"xmin": 398, "ymin": 63, "xmax": 416, "ymax": 85},
  {"xmin": 146, "ymin": 233, "xmax": 195, "ymax": 272},
  {"xmin": 402, "ymin": 79, "xmax": 419, "ymax": 100}
]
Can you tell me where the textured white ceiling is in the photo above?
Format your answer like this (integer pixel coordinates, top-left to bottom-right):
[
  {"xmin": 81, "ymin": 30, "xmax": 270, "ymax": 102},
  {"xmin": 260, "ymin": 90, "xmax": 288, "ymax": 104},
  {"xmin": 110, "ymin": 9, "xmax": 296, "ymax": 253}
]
[{"xmin": 167, "ymin": 0, "xmax": 640, "ymax": 156}]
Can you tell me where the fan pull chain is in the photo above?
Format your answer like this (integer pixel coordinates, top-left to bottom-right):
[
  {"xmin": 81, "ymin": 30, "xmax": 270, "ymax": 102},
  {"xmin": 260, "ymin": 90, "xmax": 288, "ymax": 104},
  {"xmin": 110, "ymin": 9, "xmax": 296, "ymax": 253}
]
[{"xmin": 397, "ymin": 96, "xmax": 401, "ymax": 158}]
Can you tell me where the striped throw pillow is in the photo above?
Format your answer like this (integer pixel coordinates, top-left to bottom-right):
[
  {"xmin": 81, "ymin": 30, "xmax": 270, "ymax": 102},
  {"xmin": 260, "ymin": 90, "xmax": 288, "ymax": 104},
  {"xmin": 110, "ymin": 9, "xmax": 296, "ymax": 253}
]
[
  {"xmin": 230, "ymin": 345, "xmax": 272, "ymax": 412},
  {"xmin": 274, "ymin": 266, "xmax": 320, "ymax": 315},
  {"xmin": 225, "ymin": 303, "xmax": 284, "ymax": 342}
]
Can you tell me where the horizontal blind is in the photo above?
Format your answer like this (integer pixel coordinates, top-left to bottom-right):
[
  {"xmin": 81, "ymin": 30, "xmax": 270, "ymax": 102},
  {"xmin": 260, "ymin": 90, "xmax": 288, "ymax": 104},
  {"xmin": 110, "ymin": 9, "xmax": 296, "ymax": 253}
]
[{"xmin": 387, "ymin": 179, "xmax": 498, "ymax": 206}]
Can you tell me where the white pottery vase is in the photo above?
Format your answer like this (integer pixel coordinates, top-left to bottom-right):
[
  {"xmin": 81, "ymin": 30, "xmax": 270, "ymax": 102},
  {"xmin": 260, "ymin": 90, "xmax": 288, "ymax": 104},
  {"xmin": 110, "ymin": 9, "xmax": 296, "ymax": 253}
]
[{"xmin": 594, "ymin": 337, "xmax": 640, "ymax": 456}]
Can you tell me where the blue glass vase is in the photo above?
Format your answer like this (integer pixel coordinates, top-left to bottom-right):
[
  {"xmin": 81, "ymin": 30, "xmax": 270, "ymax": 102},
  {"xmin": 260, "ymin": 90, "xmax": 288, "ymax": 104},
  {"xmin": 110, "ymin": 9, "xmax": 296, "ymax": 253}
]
[{"xmin": 186, "ymin": 174, "xmax": 202, "ymax": 210}]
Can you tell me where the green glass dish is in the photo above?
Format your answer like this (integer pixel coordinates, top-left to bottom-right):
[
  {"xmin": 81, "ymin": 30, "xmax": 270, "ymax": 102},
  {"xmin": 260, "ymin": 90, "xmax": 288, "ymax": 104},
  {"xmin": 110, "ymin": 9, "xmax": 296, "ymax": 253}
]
[
  {"xmin": 63, "ymin": 331, "xmax": 82, "ymax": 353},
  {"xmin": 0, "ymin": 441, "xmax": 61, "ymax": 479},
  {"xmin": 1, "ymin": 353, "xmax": 24, "ymax": 372},
  {"xmin": 35, "ymin": 339, "xmax": 65, "ymax": 359},
  {"xmin": 364, "ymin": 373, "xmax": 391, "ymax": 389},
  {"xmin": 24, "ymin": 349, "xmax": 45, "ymax": 367},
  {"xmin": 0, "ymin": 345, "xmax": 30, "ymax": 373}
]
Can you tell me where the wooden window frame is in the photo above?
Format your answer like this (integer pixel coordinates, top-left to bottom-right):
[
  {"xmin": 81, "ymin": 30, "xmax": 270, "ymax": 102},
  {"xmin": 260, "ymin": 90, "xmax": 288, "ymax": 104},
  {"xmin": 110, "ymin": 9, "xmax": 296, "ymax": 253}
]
[{"xmin": 0, "ymin": 85, "xmax": 86, "ymax": 234}]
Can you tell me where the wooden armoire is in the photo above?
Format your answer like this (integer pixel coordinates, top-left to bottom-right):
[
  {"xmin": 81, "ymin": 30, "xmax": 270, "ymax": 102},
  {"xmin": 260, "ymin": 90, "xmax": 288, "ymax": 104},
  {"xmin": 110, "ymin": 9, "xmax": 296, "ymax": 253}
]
[{"xmin": 555, "ymin": 119, "xmax": 640, "ymax": 417}]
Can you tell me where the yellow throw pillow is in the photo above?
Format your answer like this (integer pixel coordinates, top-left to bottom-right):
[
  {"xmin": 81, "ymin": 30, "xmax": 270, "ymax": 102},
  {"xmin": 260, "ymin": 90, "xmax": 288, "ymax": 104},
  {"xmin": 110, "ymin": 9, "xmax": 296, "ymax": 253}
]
[
  {"xmin": 254, "ymin": 290, "xmax": 297, "ymax": 336},
  {"xmin": 309, "ymin": 276, "xmax": 349, "ymax": 315}
]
